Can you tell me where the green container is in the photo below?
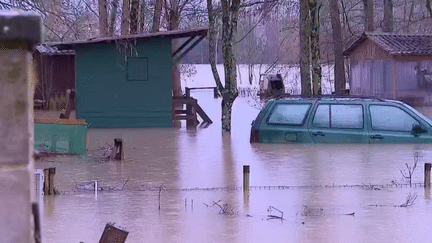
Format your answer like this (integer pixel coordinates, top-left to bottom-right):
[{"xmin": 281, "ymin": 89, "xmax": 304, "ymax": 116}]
[{"xmin": 34, "ymin": 119, "xmax": 87, "ymax": 154}]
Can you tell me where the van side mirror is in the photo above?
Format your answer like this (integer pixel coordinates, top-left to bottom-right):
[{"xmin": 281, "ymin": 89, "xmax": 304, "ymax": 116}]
[{"xmin": 412, "ymin": 124, "xmax": 427, "ymax": 136}]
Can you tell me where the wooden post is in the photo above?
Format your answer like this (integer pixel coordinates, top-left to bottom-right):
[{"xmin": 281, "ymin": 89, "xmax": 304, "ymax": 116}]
[
  {"xmin": 243, "ymin": 165, "xmax": 250, "ymax": 191},
  {"xmin": 48, "ymin": 167, "xmax": 56, "ymax": 195},
  {"xmin": 99, "ymin": 223, "xmax": 129, "ymax": 243},
  {"xmin": 110, "ymin": 138, "xmax": 123, "ymax": 160},
  {"xmin": 425, "ymin": 163, "xmax": 431, "ymax": 188},
  {"xmin": 186, "ymin": 99, "xmax": 197, "ymax": 128},
  {"xmin": 93, "ymin": 180, "xmax": 98, "ymax": 199},
  {"xmin": 214, "ymin": 87, "xmax": 218, "ymax": 98},
  {"xmin": 43, "ymin": 169, "xmax": 50, "ymax": 195},
  {"xmin": 185, "ymin": 87, "xmax": 191, "ymax": 98},
  {"xmin": 393, "ymin": 60, "xmax": 398, "ymax": 99}
]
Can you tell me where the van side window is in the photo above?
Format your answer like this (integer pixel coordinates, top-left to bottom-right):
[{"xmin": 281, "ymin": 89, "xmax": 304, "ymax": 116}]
[
  {"xmin": 312, "ymin": 104, "xmax": 363, "ymax": 129},
  {"xmin": 267, "ymin": 104, "xmax": 311, "ymax": 125},
  {"xmin": 332, "ymin": 105, "xmax": 363, "ymax": 129},
  {"xmin": 312, "ymin": 104, "xmax": 330, "ymax": 128},
  {"xmin": 370, "ymin": 105, "xmax": 419, "ymax": 132}
]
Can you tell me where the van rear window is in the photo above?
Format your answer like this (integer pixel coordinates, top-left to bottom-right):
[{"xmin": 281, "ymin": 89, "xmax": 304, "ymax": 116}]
[{"xmin": 267, "ymin": 104, "xmax": 311, "ymax": 125}]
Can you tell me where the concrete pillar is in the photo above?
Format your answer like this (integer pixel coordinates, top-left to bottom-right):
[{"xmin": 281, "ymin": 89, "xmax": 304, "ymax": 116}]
[{"xmin": 0, "ymin": 10, "xmax": 41, "ymax": 243}]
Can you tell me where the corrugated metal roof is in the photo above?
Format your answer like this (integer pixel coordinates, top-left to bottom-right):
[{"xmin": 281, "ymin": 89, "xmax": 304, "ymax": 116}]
[
  {"xmin": 343, "ymin": 32, "xmax": 432, "ymax": 56},
  {"xmin": 52, "ymin": 27, "xmax": 208, "ymax": 47},
  {"xmin": 35, "ymin": 44, "xmax": 75, "ymax": 55}
]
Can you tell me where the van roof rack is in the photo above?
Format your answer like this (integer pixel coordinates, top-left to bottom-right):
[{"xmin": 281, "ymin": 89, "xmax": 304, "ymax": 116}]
[{"xmin": 276, "ymin": 94, "xmax": 387, "ymax": 102}]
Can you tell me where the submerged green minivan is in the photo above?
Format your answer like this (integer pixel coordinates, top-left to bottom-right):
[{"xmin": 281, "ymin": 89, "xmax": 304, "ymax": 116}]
[{"xmin": 250, "ymin": 97, "xmax": 432, "ymax": 143}]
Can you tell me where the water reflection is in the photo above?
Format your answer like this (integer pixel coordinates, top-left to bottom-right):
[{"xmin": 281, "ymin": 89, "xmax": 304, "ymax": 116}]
[{"xmin": 36, "ymin": 94, "xmax": 432, "ymax": 242}]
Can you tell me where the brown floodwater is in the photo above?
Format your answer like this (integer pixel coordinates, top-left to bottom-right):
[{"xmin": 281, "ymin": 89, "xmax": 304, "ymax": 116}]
[{"xmin": 36, "ymin": 92, "xmax": 432, "ymax": 243}]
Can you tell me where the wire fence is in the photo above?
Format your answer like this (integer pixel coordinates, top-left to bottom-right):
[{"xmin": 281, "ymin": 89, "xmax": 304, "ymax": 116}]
[{"xmin": 63, "ymin": 182, "xmax": 427, "ymax": 194}]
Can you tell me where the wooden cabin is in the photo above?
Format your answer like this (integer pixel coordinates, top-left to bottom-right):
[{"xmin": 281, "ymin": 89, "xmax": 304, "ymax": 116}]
[
  {"xmin": 343, "ymin": 33, "xmax": 432, "ymax": 105},
  {"xmin": 51, "ymin": 28, "xmax": 207, "ymax": 128}
]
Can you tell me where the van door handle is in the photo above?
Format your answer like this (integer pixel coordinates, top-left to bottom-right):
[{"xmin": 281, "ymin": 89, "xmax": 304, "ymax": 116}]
[
  {"xmin": 312, "ymin": 131, "xmax": 325, "ymax": 137},
  {"xmin": 370, "ymin": 134, "xmax": 384, "ymax": 140}
]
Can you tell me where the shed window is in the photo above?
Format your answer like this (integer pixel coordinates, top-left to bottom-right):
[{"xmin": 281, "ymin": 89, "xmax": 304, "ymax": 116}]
[{"xmin": 127, "ymin": 57, "xmax": 148, "ymax": 81}]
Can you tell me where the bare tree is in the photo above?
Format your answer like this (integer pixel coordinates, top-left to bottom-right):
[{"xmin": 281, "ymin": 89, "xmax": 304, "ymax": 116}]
[
  {"xmin": 427, "ymin": 0, "xmax": 432, "ymax": 17},
  {"xmin": 236, "ymin": 1, "xmax": 276, "ymax": 85},
  {"xmin": 309, "ymin": 0, "xmax": 321, "ymax": 95},
  {"xmin": 122, "ymin": 0, "xmax": 131, "ymax": 35},
  {"xmin": 363, "ymin": 0, "xmax": 374, "ymax": 31},
  {"xmin": 300, "ymin": 0, "xmax": 311, "ymax": 96},
  {"xmin": 208, "ymin": 0, "xmax": 241, "ymax": 132},
  {"xmin": 329, "ymin": 0, "xmax": 345, "ymax": 94},
  {"xmin": 109, "ymin": 0, "xmax": 120, "ymax": 35},
  {"xmin": 140, "ymin": 0, "xmax": 147, "ymax": 31},
  {"xmin": 165, "ymin": 0, "xmax": 182, "ymax": 97},
  {"xmin": 383, "ymin": 0, "xmax": 393, "ymax": 32},
  {"xmin": 130, "ymin": 0, "xmax": 140, "ymax": 34},
  {"xmin": 99, "ymin": 0, "xmax": 109, "ymax": 36},
  {"xmin": 152, "ymin": 0, "xmax": 163, "ymax": 32}
]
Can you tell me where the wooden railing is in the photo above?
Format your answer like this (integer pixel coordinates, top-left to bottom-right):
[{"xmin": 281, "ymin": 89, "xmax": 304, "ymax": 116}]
[
  {"xmin": 185, "ymin": 87, "xmax": 218, "ymax": 98},
  {"xmin": 173, "ymin": 97, "xmax": 212, "ymax": 128}
]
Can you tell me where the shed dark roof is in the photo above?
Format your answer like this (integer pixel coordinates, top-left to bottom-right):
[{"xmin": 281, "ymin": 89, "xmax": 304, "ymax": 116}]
[
  {"xmin": 52, "ymin": 27, "xmax": 208, "ymax": 47},
  {"xmin": 343, "ymin": 32, "xmax": 432, "ymax": 56},
  {"xmin": 35, "ymin": 44, "xmax": 75, "ymax": 55}
]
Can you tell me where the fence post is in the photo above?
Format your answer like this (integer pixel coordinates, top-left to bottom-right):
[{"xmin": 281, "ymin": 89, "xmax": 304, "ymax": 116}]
[
  {"xmin": 0, "ymin": 10, "xmax": 41, "ymax": 242},
  {"xmin": 110, "ymin": 138, "xmax": 124, "ymax": 160},
  {"xmin": 43, "ymin": 169, "xmax": 49, "ymax": 195},
  {"xmin": 425, "ymin": 163, "xmax": 431, "ymax": 188},
  {"xmin": 243, "ymin": 165, "xmax": 250, "ymax": 191},
  {"xmin": 48, "ymin": 167, "xmax": 56, "ymax": 195}
]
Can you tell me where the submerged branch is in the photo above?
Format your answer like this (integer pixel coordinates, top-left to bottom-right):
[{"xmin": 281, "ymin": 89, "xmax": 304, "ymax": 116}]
[{"xmin": 267, "ymin": 206, "xmax": 284, "ymax": 220}]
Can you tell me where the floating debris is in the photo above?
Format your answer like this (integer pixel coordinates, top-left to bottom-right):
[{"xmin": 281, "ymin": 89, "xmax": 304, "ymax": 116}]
[
  {"xmin": 267, "ymin": 206, "xmax": 284, "ymax": 221},
  {"xmin": 301, "ymin": 205, "xmax": 325, "ymax": 216}
]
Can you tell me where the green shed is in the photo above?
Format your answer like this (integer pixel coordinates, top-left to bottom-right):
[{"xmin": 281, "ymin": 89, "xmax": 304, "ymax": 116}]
[{"xmin": 55, "ymin": 28, "xmax": 207, "ymax": 128}]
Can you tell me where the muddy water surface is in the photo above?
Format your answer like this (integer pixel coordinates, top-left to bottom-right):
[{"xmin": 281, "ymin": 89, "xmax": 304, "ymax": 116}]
[{"xmin": 36, "ymin": 92, "xmax": 432, "ymax": 243}]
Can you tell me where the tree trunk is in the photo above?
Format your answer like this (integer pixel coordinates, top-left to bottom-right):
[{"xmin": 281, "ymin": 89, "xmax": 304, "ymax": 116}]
[
  {"xmin": 98, "ymin": 0, "xmax": 109, "ymax": 36},
  {"xmin": 221, "ymin": 0, "xmax": 241, "ymax": 132},
  {"xmin": 221, "ymin": 93, "xmax": 236, "ymax": 131},
  {"xmin": 109, "ymin": 0, "xmax": 119, "ymax": 36},
  {"xmin": 167, "ymin": 0, "xmax": 182, "ymax": 97},
  {"xmin": 427, "ymin": 0, "xmax": 432, "ymax": 17},
  {"xmin": 383, "ymin": 0, "xmax": 393, "ymax": 32},
  {"xmin": 330, "ymin": 0, "xmax": 345, "ymax": 94},
  {"xmin": 140, "ymin": 0, "xmax": 146, "ymax": 32},
  {"xmin": 152, "ymin": 0, "xmax": 163, "ymax": 32},
  {"xmin": 300, "ymin": 0, "xmax": 311, "ymax": 96},
  {"xmin": 121, "ymin": 0, "xmax": 131, "ymax": 35},
  {"xmin": 130, "ymin": 0, "xmax": 140, "ymax": 34},
  {"xmin": 405, "ymin": 1, "xmax": 414, "ymax": 33},
  {"xmin": 363, "ymin": 0, "xmax": 374, "ymax": 31},
  {"xmin": 309, "ymin": 0, "xmax": 321, "ymax": 95},
  {"xmin": 207, "ymin": 0, "xmax": 240, "ymax": 132},
  {"xmin": 207, "ymin": 0, "xmax": 224, "ymax": 92}
]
